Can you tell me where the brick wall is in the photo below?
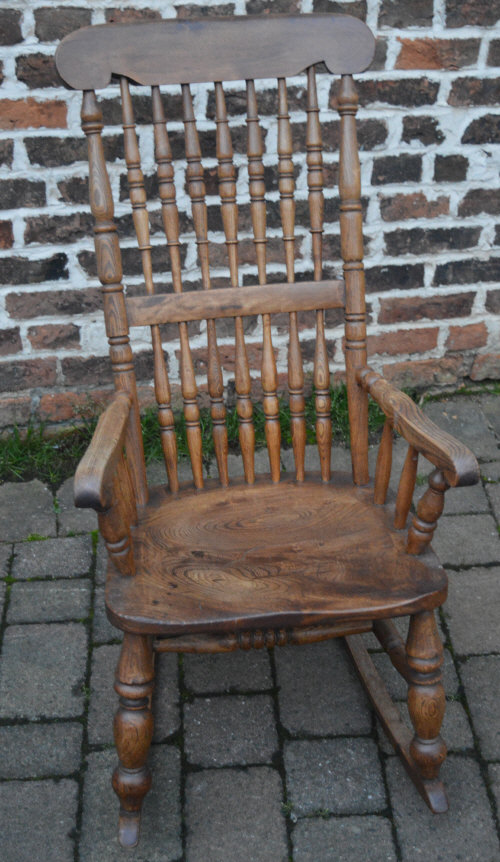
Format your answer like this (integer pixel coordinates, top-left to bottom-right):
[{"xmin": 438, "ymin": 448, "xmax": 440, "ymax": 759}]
[{"xmin": 0, "ymin": 0, "xmax": 499, "ymax": 428}]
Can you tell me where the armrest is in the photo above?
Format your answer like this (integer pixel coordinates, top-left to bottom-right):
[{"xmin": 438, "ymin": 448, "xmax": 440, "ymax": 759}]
[
  {"xmin": 357, "ymin": 367, "xmax": 479, "ymax": 488},
  {"xmin": 74, "ymin": 391, "xmax": 132, "ymax": 512}
]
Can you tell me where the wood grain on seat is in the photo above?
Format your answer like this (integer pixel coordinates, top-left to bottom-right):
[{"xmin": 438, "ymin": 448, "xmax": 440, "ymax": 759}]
[{"xmin": 106, "ymin": 474, "xmax": 447, "ymax": 635}]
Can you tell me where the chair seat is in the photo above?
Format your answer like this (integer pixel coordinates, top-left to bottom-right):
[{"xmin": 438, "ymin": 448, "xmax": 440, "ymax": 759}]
[{"xmin": 106, "ymin": 472, "xmax": 447, "ymax": 635}]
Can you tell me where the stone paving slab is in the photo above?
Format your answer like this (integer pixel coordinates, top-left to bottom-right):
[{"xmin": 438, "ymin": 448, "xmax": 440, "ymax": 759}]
[
  {"xmin": 0, "ymin": 622, "xmax": 86, "ymax": 720},
  {"xmin": 461, "ymin": 656, "xmax": 500, "ymax": 761},
  {"xmin": 423, "ymin": 398, "xmax": 500, "ymax": 461},
  {"xmin": 0, "ymin": 543, "xmax": 11, "ymax": 576},
  {"xmin": 0, "ymin": 722, "xmax": 82, "ymax": 778},
  {"xmin": 87, "ymin": 643, "xmax": 121, "ymax": 745},
  {"xmin": 184, "ymin": 693, "xmax": 277, "ymax": 767},
  {"xmin": 7, "ymin": 578, "xmax": 91, "ymax": 623},
  {"xmin": 92, "ymin": 585, "xmax": 122, "ymax": 643},
  {"xmin": 486, "ymin": 482, "xmax": 500, "ymax": 520},
  {"xmin": 11, "ymin": 534, "xmax": 92, "ymax": 579},
  {"xmin": 0, "ymin": 480, "xmax": 57, "ymax": 540},
  {"xmin": 56, "ymin": 476, "xmax": 97, "ymax": 535},
  {"xmin": 445, "ymin": 568, "xmax": 500, "ymax": 654},
  {"xmin": 153, "ymin": 652, "xmax": 181, "ymax": 742},
  {"xmin": 185, "ymin": 766, "xmax": 288, "ymax": 862},
  {"xmin": 80, "ymin": 747, "xmax": 181, "ymax": 862},
  {"xmin": 183, "ymin": 648, "xmax": 272, "ymax": 693},
  {"xmin": 275, "ymin": 640, "xmax": 372, "ymax": 735},
  {"xmin": 431, "ymin": 513, "xmax": 500, "ymax": 567},
  {"xmin": 479, "ymin": 395, "xmax": 500, "ymax": 439},
  {"xmin": 284, "ymin": 738, "xmax": 386, "ymax": 816},
  {"xmin": 387, "ymin": 755, "xmax": 500, "ymax": 861},
  {"xmin": 0, "ymin": 778, "xmax": 78, "ymax": 862},
  {"xmin": 292, "ymin": 815, "xmax": 397, "ymax": 862}
]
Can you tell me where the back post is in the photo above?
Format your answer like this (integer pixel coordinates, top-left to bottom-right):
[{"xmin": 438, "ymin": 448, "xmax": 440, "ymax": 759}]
[
  {"xmin": 337, "ymin": 75, "xmax": 369, "ymax": 486},
  {"xmin": 81, "ymin": 90, "xmax": 147, "ymax": 506}
]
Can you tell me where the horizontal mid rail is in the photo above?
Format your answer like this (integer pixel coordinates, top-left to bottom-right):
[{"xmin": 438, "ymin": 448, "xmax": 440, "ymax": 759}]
[{"xmin": 126, "ymin": 279, "xmax": 345, "ymax": 327}]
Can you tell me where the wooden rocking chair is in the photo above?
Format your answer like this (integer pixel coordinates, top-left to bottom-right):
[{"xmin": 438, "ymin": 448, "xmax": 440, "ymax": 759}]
[{"xmin": 56, "ymin": 14, "xmax": 479, "ymax": 848}]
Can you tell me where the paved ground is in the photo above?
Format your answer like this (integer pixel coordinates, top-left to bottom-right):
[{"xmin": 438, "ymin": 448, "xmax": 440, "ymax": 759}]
[{"xmin": 1, "ymin": 393, "xmax": 500, "ymax": 862}]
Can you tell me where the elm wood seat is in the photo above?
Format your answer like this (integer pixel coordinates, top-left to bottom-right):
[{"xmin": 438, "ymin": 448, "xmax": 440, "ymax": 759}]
[
  {"xmin": 106, "ymin": 476, "xmax": 448, "ymax": 636},
  {"xmin": 55, "ymin": 12, "xmax": 480, "ymax": 849}
]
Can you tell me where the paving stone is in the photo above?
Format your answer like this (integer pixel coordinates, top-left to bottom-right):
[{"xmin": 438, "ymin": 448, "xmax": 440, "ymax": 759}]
[
  {"xmin": 445, "ymin": 568, "xmax": 500, "ymax": 654},
  {"xmin": 56, "ymin": 476, "xmax": 97, "ymax": 534},
  {"xmin": 275, "ymin": 640, "xmax": 372, "ymax": 736},
  {"xmin": 479, "ymin": 394, "xmax": 500, "ymax": 439},
  {"xmin": 153, "ymin": 652, "xmax": 180, "ymax": 742},
  {"xmin": 184, "ymin": 694, "xmax": 277, "ymax": 767},
  {"xmin": 186, "ymin": 766, "xmax": 287, "ymax": 862},
  {"xmin": 0, "ymin": 623, "xmax": 86, "ymax": 719},
  {"xmin": 92, "ymin": 585, "xmax": 122, "ymax": 643},
  {"xmin": 481, "ymin": 461, "xmax": 500, "ymax": 482},
  {"xmin": 0, "ymin": 779, "xmax": 78, "ymax": 862},
  {"xmin": 387, "ymin": 755, "xmax": 500, "ymax": 861},
  {"xmin": 183, "ymin": 648, "xmax": 272, "ymax": 693},
  {"xmin": 292, "ymin": 815, "xmax": 397, "ymax": 862},
  {"xmin": 461, "ymin": 656, "xmax": 500, "ymax": 760},
  {"xmin": 147, "ymin": 457, "xmax": 199, "ymax": 486},
  {"xmin": 485, "ymin": 481, "xmax": 500, "ymax": 520},
  {"xmin": 95, "ymin": 535, "xmax": 108, "ymax": 585},
  {"xmin": 431, "ymin": 514, "xmax": 500, "ymax": 567},
  {"xmin": 7, "ymin": 579, "xmax": 91, "ymax": 623},
  {"xmin": 281, "ymin": 444, "xmax": 352, "ymax": 474},
  {"xmin": 378, "ymin": 699, "xmax": 474, "ymax": 756},
  {"xmin": 0, "ymin": 480, "xmax": 56, "ymax": 540},
  {"xmin": 226, "ymin": 448, "xmax": 272, "ymax": 478},
  {"xmin": 371, "ymin": 646, "xmax": 459, "ymax": 701},
  {"xmin": 488, "ymin": 763, "xmax": 500, "ymax": 813},
  {"xmin": 0, "ymin": 722, "xmax": 82, "ymax": 778},
  {"xmin": 284, "ymin": 738, "xmax": 386, "ymax": 816},
  {"xmin": 80, "ymin": 747, "xmax": 181, "ymax": 862},
  {"xmin": 424, "ymin": 398, "xmax": 499, "ymax": 461},
  {"xmin": 0, "ymin": 582, "xmax": 5, "ymax": 618},
  {"xmin": 88, "ymin": 643, "xmax": 121, "ymax": 745},
  {"xmin": 12, "ymin": 534, "xmax": 92, "ymax": 579},
  {"xmin": 0, "ymin": 542, "xmax": 11, "ymax": 576}
]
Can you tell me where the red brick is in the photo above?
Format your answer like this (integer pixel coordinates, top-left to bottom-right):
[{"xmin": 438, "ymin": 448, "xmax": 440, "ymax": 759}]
[
  {"xmin": 0, "ymin": 98, "xmax": 67, "ymax": 130},
  {"xmin": 0, "ymin": 327, "xmax": 22, "ymax": 356},
  {"xmin": 36, "ymin": 389, "xmax": 113, "ymax": 423},
  {"xmin": 380, "ymin": 193, "xmax": 449, "ymax": 222},
  {"xmin": 396, "ymin": 38, "xmax": 479, "ymax": 71},
  {"xmin": 0, "ymin": 221, "xmax": 13, "ymax": 249},
  {"xmin": 176, "ymin": 4, "xmax": 236, "ymax": 18},
  {"xmin": 383, "ymin": 356, "xmax": 464, "ymax": 391},
  {"xmin": 446, "ymin": 323, "xmax": 487, "ymax": 351},
  {"xmin": 15, "ymin": 54, "xmax": 62, "ymax": 89},
  {"xmin": 105, "ymin": 7, "xmax": 162, "ymax": 22},
  {"xmin": 446, "ymin": 0, "xmax": 500, "ymax": 28},
  {"xmin": 486, "ymin": 290, "xmax": 500, "ymax": 314},
  {"xmin": 458, "ymin": 189, "xmax": 500, "ymax": 217},
  {"xmin": 379, "ymin": 292, "xmax": 475, "ymax": 325},
  {"xmin": 27, "ymin": 324, "xmax": 80, "ymax": 351},
  {"xmin": 0, "ymin": 395, "xmax": 32, "ymax": 427},
  {"xmin": 367, "ymin": 327, "xmax": 438, "ymax": 357},
  {"xmin": 470, "ymin": 353, "xmax": 500, "ymax": 381},
  {"xmin": 448, "ymin": 78, "xmax": 500, "ymax": 106},
  {"xmin": 34, "ymin": 7, "xmax": 91, "ymax": 41},
  {"xmin": 379, "ymin": 0, "xmax": 432, "ymax": 27},
  {"xmin": 0, "ymin": 357, "xmax": 57, "ymax": 392},
  {"xmin": 6, "ymin": 287, "xmax": 101, "ymax": 320}
]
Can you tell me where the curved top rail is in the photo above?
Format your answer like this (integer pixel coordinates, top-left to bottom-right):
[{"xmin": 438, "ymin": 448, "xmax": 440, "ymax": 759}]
[{"xmin": 55, "ymin": 14, "xmax": 375, "ymax": 90}]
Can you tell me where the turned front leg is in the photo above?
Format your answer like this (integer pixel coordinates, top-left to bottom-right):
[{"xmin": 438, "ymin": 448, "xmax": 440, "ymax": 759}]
[
  {"xmin": 112, "ymin": 633, "xmax": 155, "ymax": 848},
  {"xmin": 406, "ymin": 611, "xmax": 447, "ymax": 783}
]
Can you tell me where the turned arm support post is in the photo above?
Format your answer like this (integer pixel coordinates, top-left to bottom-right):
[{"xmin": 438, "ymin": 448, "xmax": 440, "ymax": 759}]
[
  {"xmin": 357, "ymin": 366, "xmax": 479, "ymax": 555},
  {"xmin": 74, "ymin": 391, "xmax": 137, "ymax": 575}
]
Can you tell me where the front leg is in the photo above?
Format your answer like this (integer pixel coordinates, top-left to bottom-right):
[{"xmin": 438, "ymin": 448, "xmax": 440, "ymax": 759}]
[
  {"xmin": 406, "ymin": 610, "xmax": 447, "ymax": 810},
  {"xmin": 112, "ymin": 633, "xmax": 155, "ymax": 847}
]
